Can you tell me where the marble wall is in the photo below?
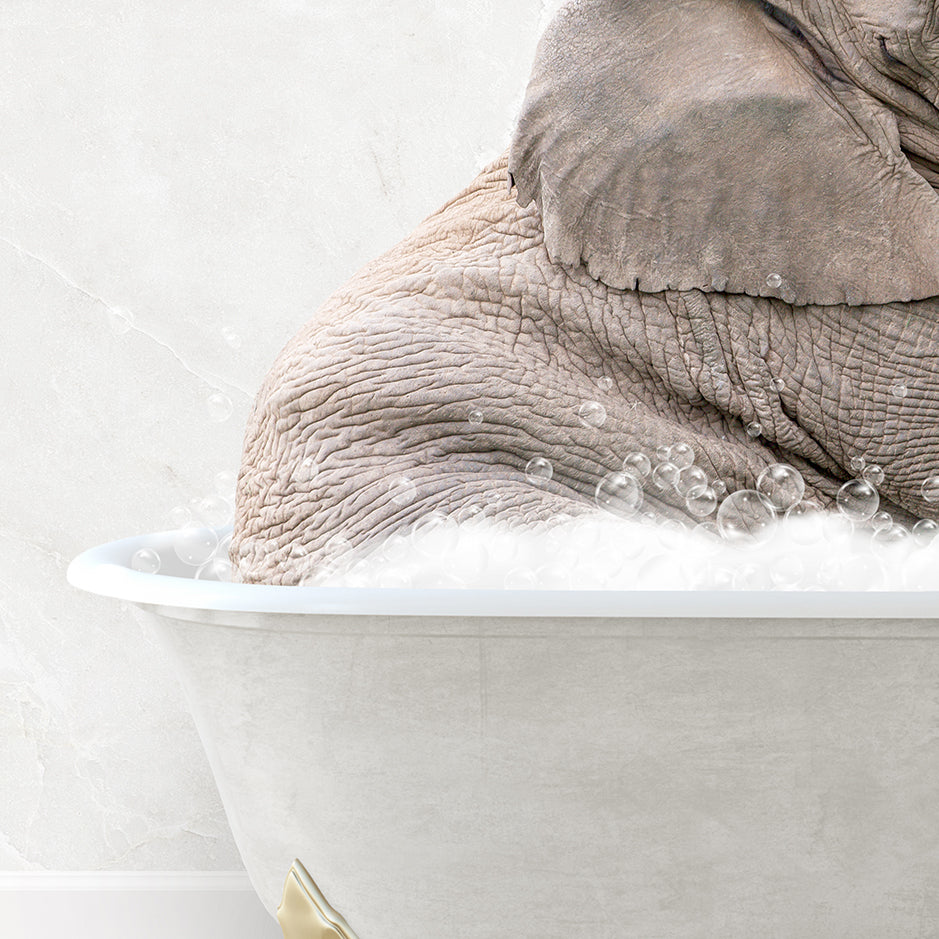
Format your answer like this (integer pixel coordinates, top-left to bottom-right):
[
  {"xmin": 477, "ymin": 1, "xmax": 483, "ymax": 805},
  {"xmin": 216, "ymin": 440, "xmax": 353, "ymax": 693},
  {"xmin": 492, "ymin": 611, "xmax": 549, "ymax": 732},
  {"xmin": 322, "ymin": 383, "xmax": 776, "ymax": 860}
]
[{"xmin": 0, "ymin": 0, "xmax": 557, "ymax": 871}]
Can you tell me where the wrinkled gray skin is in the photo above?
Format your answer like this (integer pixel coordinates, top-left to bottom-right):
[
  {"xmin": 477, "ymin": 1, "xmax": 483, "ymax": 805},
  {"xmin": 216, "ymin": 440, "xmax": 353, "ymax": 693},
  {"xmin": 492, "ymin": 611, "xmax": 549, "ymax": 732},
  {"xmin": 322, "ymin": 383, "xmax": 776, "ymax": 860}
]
[{"xmin": 234, "ymin": 0, "xmax": 939, "ymax": 584}]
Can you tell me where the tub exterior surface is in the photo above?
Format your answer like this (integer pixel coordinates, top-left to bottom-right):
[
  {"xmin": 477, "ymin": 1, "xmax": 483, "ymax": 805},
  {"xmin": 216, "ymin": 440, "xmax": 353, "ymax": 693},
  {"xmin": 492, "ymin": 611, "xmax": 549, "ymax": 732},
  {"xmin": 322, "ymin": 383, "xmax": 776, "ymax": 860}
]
[{"xmin": 140, "ymin": 607, "xmax": 939, "ymax": 939}]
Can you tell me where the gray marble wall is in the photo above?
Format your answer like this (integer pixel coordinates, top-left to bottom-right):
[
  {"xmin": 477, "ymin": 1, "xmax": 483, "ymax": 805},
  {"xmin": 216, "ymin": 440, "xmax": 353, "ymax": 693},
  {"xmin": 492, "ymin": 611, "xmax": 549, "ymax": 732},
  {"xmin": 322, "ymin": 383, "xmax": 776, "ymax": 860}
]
[{"xmin": 0, "ymin": 0, "xmax": 554, "ymax": 871}]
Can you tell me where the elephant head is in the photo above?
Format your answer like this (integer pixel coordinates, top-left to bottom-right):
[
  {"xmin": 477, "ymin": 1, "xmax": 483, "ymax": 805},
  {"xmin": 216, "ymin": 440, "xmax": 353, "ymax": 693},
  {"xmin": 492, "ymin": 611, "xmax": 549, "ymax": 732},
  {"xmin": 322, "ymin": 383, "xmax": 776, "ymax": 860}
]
[{"xmin": 232, "ymin": 0, "xmax": 939, "ymax": 585}]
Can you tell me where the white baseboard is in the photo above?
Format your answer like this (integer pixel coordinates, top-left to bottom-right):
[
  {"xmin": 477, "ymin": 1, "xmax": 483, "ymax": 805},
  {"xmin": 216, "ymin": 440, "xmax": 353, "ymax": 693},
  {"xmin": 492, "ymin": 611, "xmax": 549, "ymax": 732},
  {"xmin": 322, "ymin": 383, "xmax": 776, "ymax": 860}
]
[{"xmin": 0, "ymin": 871, "xmax": 282, "ymax": 939}]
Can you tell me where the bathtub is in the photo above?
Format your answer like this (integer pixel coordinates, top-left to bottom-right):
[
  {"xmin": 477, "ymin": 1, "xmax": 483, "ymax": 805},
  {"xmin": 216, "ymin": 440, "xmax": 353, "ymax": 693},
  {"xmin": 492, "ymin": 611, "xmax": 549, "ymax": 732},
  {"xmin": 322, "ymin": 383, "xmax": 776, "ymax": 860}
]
[{"xmin": 68, "ymin": 528, "xmax": 939, "ymax": 938}]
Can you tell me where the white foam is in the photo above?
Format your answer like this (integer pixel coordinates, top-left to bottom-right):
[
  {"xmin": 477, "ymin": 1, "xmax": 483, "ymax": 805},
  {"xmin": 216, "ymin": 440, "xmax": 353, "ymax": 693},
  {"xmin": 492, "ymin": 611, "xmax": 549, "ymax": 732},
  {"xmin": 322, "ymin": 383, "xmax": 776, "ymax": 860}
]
[{"xmin": 311, "ymin": 512, "xmax": 939, "ymax": 591}]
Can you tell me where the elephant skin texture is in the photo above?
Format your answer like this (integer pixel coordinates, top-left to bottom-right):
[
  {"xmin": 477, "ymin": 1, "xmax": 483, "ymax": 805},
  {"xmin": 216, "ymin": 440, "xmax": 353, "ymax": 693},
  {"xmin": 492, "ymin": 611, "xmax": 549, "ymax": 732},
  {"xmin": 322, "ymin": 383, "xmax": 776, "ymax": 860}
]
[{"xmin": 233, "ymin": 0, "xmax": 939, "ymax": 585}]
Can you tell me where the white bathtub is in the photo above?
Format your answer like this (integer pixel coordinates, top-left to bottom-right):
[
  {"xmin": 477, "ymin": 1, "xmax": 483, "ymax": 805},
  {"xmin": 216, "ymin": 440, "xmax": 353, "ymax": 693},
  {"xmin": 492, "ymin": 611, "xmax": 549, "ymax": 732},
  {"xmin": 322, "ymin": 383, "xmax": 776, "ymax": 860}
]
[{"xmin": 68, "ymin": 529, "xmax": 939, "ymax": 938}]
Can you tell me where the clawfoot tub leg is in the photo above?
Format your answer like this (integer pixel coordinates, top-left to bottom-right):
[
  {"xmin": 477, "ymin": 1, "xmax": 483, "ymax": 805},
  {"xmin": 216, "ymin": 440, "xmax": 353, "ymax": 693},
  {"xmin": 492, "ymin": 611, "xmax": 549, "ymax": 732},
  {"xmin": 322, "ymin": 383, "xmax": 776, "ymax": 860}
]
[{"xmin": 277, "ymin": 859, "xmax": 360, "ymax": 939}]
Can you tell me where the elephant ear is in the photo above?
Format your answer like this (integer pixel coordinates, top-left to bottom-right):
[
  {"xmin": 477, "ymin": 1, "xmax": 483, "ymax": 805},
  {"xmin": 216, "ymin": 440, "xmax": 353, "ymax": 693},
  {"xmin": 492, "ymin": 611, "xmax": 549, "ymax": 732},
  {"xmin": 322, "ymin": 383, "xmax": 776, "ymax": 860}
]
[{"xmin": 509, "ymin": 0, "xmax": 939, "ymax": 306}]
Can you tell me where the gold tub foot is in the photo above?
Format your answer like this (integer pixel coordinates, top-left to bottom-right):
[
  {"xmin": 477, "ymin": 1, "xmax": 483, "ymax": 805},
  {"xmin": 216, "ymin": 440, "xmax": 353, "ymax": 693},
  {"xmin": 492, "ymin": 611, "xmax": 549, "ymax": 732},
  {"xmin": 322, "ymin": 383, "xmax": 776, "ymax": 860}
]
[{"xmin": 277, "ymin": 859, "xmax": 360, "ymax": 939}]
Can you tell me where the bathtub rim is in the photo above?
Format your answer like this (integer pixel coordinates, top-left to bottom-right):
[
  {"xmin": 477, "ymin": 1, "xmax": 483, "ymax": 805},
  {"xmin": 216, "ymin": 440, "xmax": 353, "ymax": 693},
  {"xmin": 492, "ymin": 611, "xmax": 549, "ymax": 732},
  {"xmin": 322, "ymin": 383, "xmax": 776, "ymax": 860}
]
[{"xmin": 66, "ymin": 529, "xmax": 939, "ymax": 620}]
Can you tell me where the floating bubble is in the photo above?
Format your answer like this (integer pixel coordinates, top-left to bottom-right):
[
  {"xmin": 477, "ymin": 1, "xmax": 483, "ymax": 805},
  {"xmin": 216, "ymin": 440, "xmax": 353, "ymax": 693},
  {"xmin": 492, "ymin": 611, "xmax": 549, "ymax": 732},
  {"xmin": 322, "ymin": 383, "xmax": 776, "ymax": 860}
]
[
  {"xmin": 206, "ymin": 392, "xmax": 233, "ymax": 422},
  {"xmin": 770, "ymin": 377, "xmax": 785, "ymax": 392},
  {"xmin": 195, "ymin": 557, "xmax": 233, "ymax": 582},
  {"xmin": 692, "ymin": 520, "xmax": 721, "ymax": 541},
  {"xmin": 756, "ymin": 463, "xmax": 805, "ymax": 512},
  {"xmin": 108, "ymin": 306, "xmax": 134, "ymax": 335},
  {"xmin": 921, "ymin": 475, "xmax": 939, "ymax": 503},
  {"xmin": 388, "ymin": 475, "xmax": 418, "ymax": 505},
  {"xmin": 173, "ymin": 527, "xmax": 219, "ymax": 566},
  {"xmin": 597, "ymin": 376, "xmax": 613, "ymax": 392},
  {"xmin": 766, "ymin": 273, "xmax": 783, "ymax": 289},
  {"xmin": 213, "ymin": 470, "xmax": 236, "ymax": 498},
  {"xmin": 595, "ymin": 472, "xmax": 643, "ymax": 518},
  {"xmin": 711, "ymin": 479, "xmax": 727, "ymax": 497},
  {"xmin": 525, "ymin": 457, "xmax": 553, "ymax": 485},
  {"xmin": 467, "ymin": 407, "xmax": 484, "ymax": 425},
  {"xmin": 622, "ymin": 452, "xmax": 651, "ymax": 479},
  {"xmin": 654, "ymin": 446, "xmax": 671, "ymax": 462},
  {"xmin": 669, "ymin": 442, "xmax": 695, "ymax": 470},
  {"xmin": 716, "ymin": 490, "xmax": 776, "ymax": 544},
  {"xmin": 578, "ymin": 401, "xmax": 607, "ymax": 428},
  {"xmin": 221, "ymin": 326, "xmax": 242, "ymax": 349},
  {"xmin": 836, "ymin": 479, "xmax": 879, "ymax": 523},
  {"xmin": 862, "ymin": 464, "xmax": 885, "ymax": 487},
  {"xmin": 411, "ymin": 511, "xmax": 460, "ymax": 557},
  {"xmin": 870, "ymin": 511, "xmax": 893, "ymax": 532},
  {"xmin": 745, "ymin": 421, "xmax": 763, "ymax": 438},
  {"xmin": 912, "ymin": 518, "xmax": 939, "ymax": 547},
  {"xmin": 196, "ymin": 494, "xmax": 232, "ymax": 527},
  {"xmin": 131, "ymin": 548, "xmax": 161, "ymax": 574},
  {"xmin": 651, "ymin": 461, "xmax": 679, "ymax": 490},
  {"xmin": 686, "ymin": 486, "xmax": 718, "ymax": 517},
  {"xmin": 872, "ymin": 524, "xmax": 909, "ymax": 547},
  {"xmin": 785, "ymin": 500, "xmax": 825, "ymax": 544},
  {"xmin": 677, "ymin": 465, "xmax": 708, "ymax": 497},
  {"xmin": 849, "ymin": 454, "xmax": 867, "ymax": 473},
  {"xmin": 169, "ymin": 505, "xmax": 192, "ymax": 529},
  {"xmin": 890, "ymin": 383, "xmax": 908, "ymax": 399}
]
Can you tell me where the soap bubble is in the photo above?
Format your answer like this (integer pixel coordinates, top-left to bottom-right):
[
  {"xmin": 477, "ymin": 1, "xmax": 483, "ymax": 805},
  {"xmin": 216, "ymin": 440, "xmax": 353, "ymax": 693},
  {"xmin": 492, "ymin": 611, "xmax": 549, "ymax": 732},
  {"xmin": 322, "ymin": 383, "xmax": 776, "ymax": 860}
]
[
  {"xmin": 711, "ymin": 479, "xmax": 727, "ymax": 497},
  {"xmin": 388, "ymin": 475, "xmax": 418, "ymax": 506},
  {"xmin": 921, "ymin": 475, "xmax": 939, "ymax": 503},
  {"xmin": 836, "ymin": 479, "xmax": 879, "ymax": 522},
  {"xmin": 108, "ymin": 306, "xmax": 134, "ymax": 334},
  {"xmin": 677, "ymin": 466, "xmax": 708, "ymax": 497},
  {"xmin": 131, "ymin": 548, "xmax": 161, "ymax": 574},
  {"xmin": 769, "ymin": 555, "xmax": 804, "ymax": 590},
  {"xmin": 597, "ymin": 376, "xmax": 613, "ymax": 392},
  {"xmin": 890, "ymin": 383, "xmax": 908, "ymax": 399},
  {"xmin": 862, "ymin": 464, "xmax": 885, "ymax": 487},
  {"xmin": 733, "ymin": 561, "xmax": 774, "ymax": 590},
  {"xmin": 746, "ymin": 422, "xmax": 763, "ymax": 438},
  {"xmin": 173, "ymin": 527, "xmax": 219, "ymax": 566},
  {"xmin": 578, "ymin": 401, "xmax": 607, "ymax": 428},
  {"xmin": 669, "ymin": 442, "xmax": 695, "ymax": 470},
  {"xmin": 623, "ymin": 452, "xmax": 651, "ymax": 479},
  {"xmin": 169, "ymin": 505, "xmax": 192, "ymax": 529},
  {"xmin": 870, "ymin": 511, "xmax": 893, "ymax": 533},
  {"xmin": 849, "ymin": 454, "xmax": 866, "ymax": 473},
  {"xmin": 692, "ymin": 520, "xmax": 721, "ymax": 541},
  {"xmin": 766, "ymin": 273, "xmax": 783, "ymax": 288},
  {"xmin": 467, "ymin": 406, "xmax": 484, "ymax": 425},
  {"xmin": 686, "ymin": 487, "xmax": 718, "ymax": 517},
  {"xmin": 654, "ymin": 445, "xmax": 671, "ymax": 462},
  {"xmin": 770, "ymin": 378, "xmax": 785, "ymax": 392},
  {"xmin": 785, "ymin": 500, "xmax": 825, "ymax": 544},
  {"xmin": 595, "ymin": 472, "xmax": 642, "ymax": 518},
  {"xmin": 221, "ymin": 326, "xmax": 242, "ymax": 349},
  {"xmin": 525, "ymin": 457, "xmax": 553, "ymax": 485},
  {"xmin": 716, "ymin": 490, "xmax": 776, "ymax": 544},
  {"xmin": 195, "ymin": 494, "xmax": 232, "ymax": 527},
  {"xmin": 377, "ymin": 568, "xmax": 413, "ymax": 589},
  {"xmin": 195, "ymin": 557, "xmax": 233, "ymax": 582},
  {"xmin": 912, "ymin": 518, "xmax": 939, "ymax": 547},
  {"xmin": 756, "ymin": 463, "xmax": 805, "ymax": 512},
  {"xmin": 651, "ymin": 462, "xmax": 679, "ymax": 490},
  {"xmin": 411, "ymin": 511, "xmax": 460, "ymax": 557},
  {"xmin": 206, "ymin": 392, "xmax": 233, "ymax": 422},
  {"xmin": 455, "ymin": 502, "xmax": 486, "ymax": 524},
  {"xmin": 504, "ymin": 567, "xmax": 539, "ymax": 589},
  {"xmin": 871, "ymin": 524, "xmax": 910, "ymax": 548},
  {"xmin": 213, "ymin": 470, "xmax": 236, "ymax": 498}
]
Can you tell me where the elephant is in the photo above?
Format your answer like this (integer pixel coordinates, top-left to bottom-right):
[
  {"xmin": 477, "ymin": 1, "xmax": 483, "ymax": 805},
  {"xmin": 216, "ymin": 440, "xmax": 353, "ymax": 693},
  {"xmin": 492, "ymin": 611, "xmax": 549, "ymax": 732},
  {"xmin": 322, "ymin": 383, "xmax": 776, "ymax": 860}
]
[{"xmin": 232, "ymin": 0, "xmax": 939, "ymax": 585}]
